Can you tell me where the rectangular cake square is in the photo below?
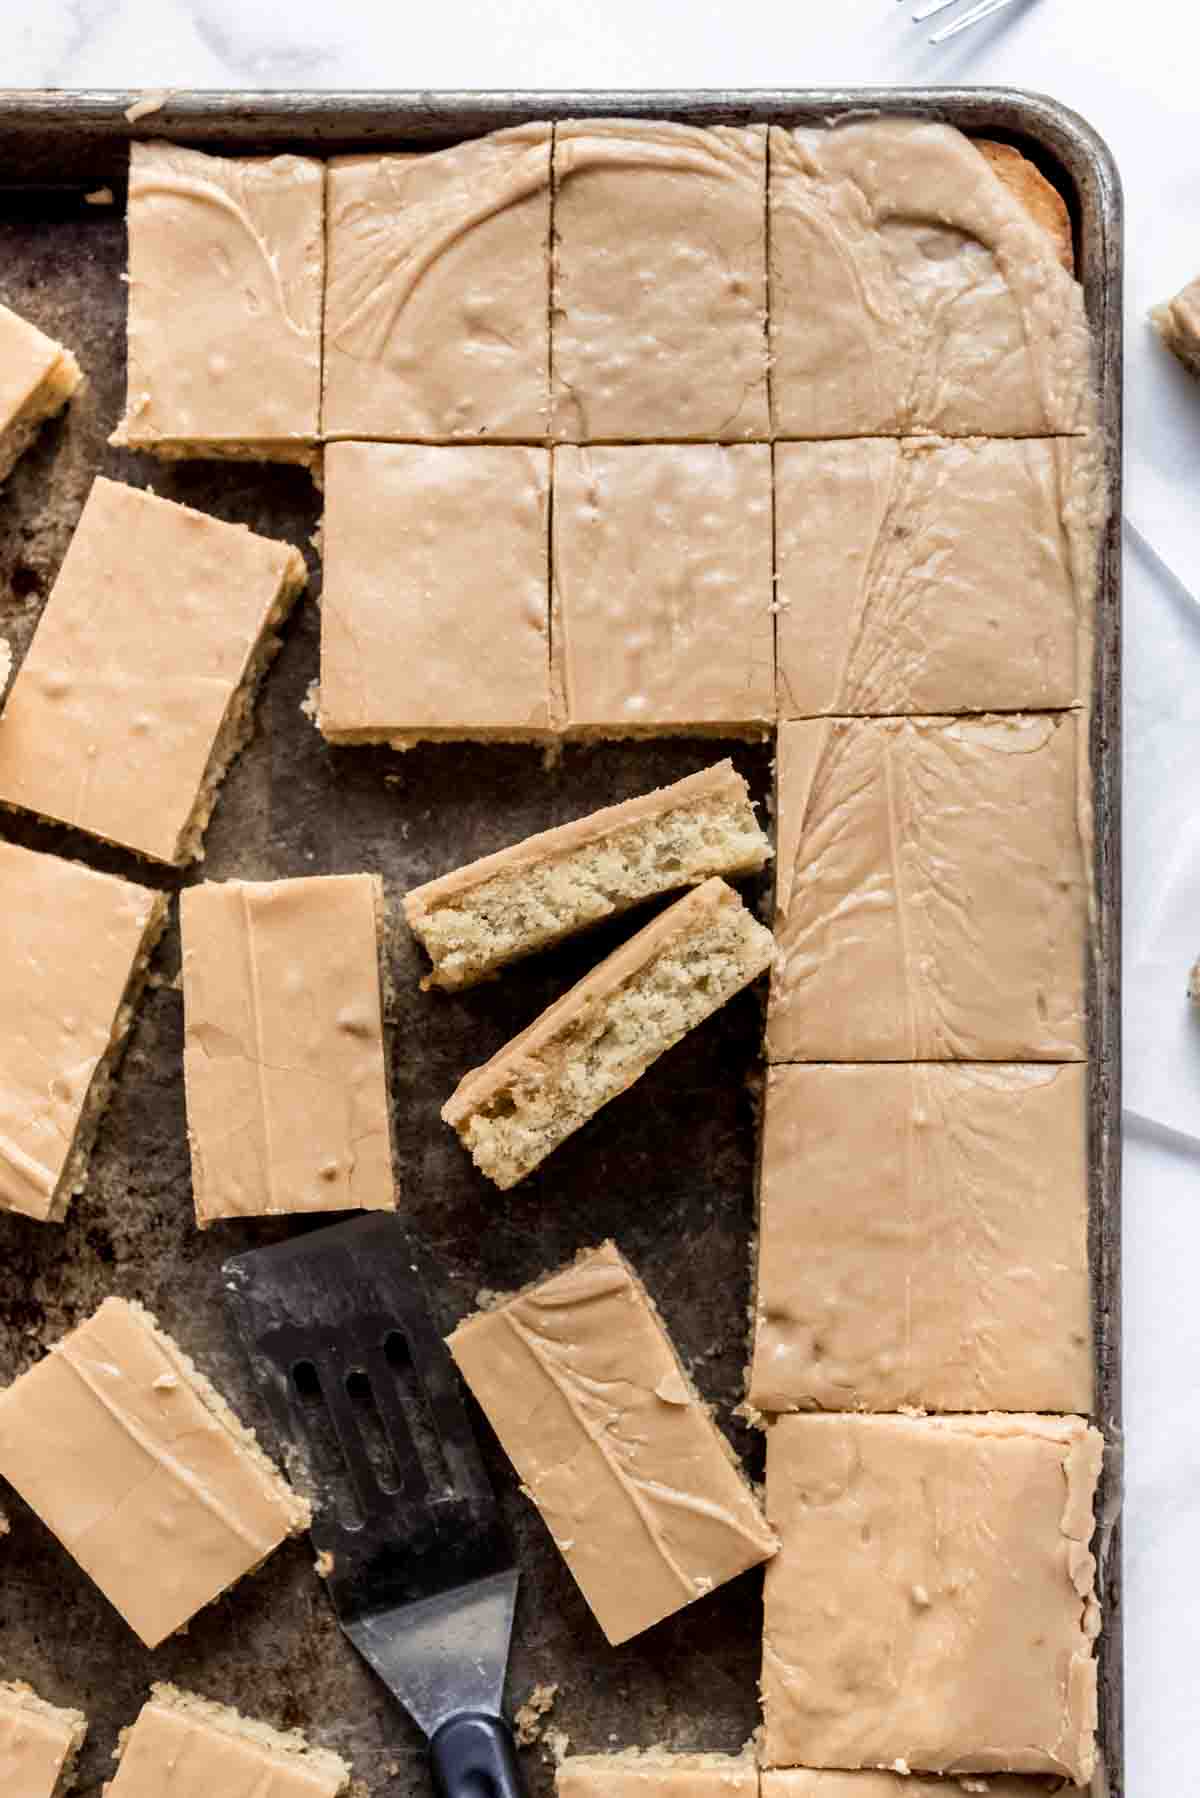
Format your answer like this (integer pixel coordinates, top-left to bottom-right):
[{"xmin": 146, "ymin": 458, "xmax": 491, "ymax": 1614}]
[
  {"xmin": 763, "ymin": 1774, "xmax": 1060, "ymax": 1798},
  {"xmin": 448, "ymin": 1242, "xmax": 777, "ymax": 1644},
  {"xmin": 551, "ymin": 445, "xmax": 774, "ymax": 736},
  {"xmin": 323, "ymin": 127, "xmax": 551, "ymax": 439},
  {"xmin": 766, "ymin": 714, "xmax": 1087, "ymax": 1063},
  {"xmin": 114, "ymin": 142, "xmax": 323, "ymax": 462},
  {"xmin": 0, "ymin": 301, "xmax": 82, "ymax": 483},
  {"xmin": 768, "ymin": 120, "xmax": 1091, "ymax": 438},
  {"xmin": 404, "ymin": 757, "xmax": 770, "ymax": 989},
  {"xmin": 748, "ymin": 1063, "xmax": 1091, "ymax": 1414},
  {"xmin": 775, "ymin": 438, "xmax": 1095, "ymax": 717},
  {"xmin": 0, "ymin": 476, "xmax": 307, "ymax": 863},
  {"xmin": 0, "ymin": 1682, "xmax": 87, "ymax": 1798},
  {"xmin": 107, "ymin": 1685, "xmax": 350, "ymax": 1796},
  {"xmin": 0, "ymin": 841, "xmax": 165, "ymax": 1222},
  {"xmin": 0, "ymin": 1297, "xmax": 310, "ymax": 1647},
  {"xmin": 761, "ymin": 1413, "xmax": 1102, "ymax": 1781},
  {"xmin": 443, "ymin": 877, "xmax": 774, "ymax": 1188},
  {"xmin": 552, "ymin": 121, "xmax": 768, "ymax": 440},
  {"xmin": 559, "ymin": 1751, "xmax": 758, "ymax": 1798},
  {"xmin": 181, "ymin": 874, "xmax": 397, "ymax": 1225},
  {"xmin": 318, "ymin": 442, "xmax": 551, "ymax": 746}
]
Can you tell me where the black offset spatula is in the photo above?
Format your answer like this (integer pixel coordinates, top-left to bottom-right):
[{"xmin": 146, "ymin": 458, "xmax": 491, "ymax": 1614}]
[{"xmin": 223, "ymin": 1214, "xmax": 525, "ymax": 1798}]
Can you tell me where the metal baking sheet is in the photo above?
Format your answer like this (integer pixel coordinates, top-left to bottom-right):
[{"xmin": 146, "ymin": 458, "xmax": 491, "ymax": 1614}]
[{"xmin": 0, "ymin": 89, "xmax": 1122, "ymax": 1798}]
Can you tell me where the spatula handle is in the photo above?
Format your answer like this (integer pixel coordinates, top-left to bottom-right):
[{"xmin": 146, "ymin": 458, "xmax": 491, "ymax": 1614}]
[{"xmin": 431, "ymin": 1712, "xmax": 526, "ymax": 1798}]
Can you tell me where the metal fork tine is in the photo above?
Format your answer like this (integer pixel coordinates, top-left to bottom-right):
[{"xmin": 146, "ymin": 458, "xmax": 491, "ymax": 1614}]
[
  {"xmin": 929, "ymin": 0, "xmax": 1019, "ymax": 40},
  {"xmin": 911, "ymin": 0, "xmax": 963, "ymax": 18}
]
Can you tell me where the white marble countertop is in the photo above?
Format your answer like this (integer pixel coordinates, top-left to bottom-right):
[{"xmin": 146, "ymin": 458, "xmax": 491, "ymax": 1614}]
[{"xmin": 9, "ymin": 2, "xmax": 1200, "ymax": 1792}]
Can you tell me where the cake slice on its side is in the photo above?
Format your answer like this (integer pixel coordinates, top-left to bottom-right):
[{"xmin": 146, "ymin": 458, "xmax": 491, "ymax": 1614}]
[
  {"xmin": 0, "ymin": 1681, "xmax": 88, "ymax": 1798},
  {"xmin": 405, "ymin": 759, "xmax": 769, "ymax": 990},
  {"xmin": 0, "ymin": 1297, "xmax": 310, "ymax": 1648},
  {"xmin": 449, "ymin": 1242, "xmax": 778, "ymax": 1645},
  {"xmin": 0, "ymin": 302, "xmax": 82, "ymax": 483},
  {"xmin": 442, "ymin": 877, "xmax": 774, "ymax": 1189},
  {"xmin": 107, "ymin": 1684, "xmax": 350, "ymax": 1795},
  {"xmin": 1153, "ymin": 275, "xmax": 1200, "ymax": 377}
]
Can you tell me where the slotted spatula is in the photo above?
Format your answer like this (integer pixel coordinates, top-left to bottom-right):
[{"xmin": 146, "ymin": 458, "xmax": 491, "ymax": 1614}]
[{"xmin": 223, "ymin": 1213, "xmax": 526, "ymax": 1798}]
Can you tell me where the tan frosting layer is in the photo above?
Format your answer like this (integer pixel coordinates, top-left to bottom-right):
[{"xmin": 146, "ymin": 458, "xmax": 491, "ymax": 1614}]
[
  {"xmin": 0, "ymin": 841, "xmax": 160, "ymax": 1222},
  {"xmin": 0, "ymin": 476, "xmax": 306, "ymax": 863},
  {"xmin": 404, "ymin": 758, "xmax": 769, "ymax": 988},
  {"xmin": 769, "ymin": 121, "xmax": 1093, "ymax": 437},
  {"xmin": 0, "ymin": 1682, "xmax": 86, "ymax": 1798},
  {"xmin": 116, "ymin": 142, "xmax": 323, "ymax": 450},
  {"xmin": 761, "ymin": 1413, "xmax": 1102, "ymax": 1780},
  {"xmin": 776, "ymin": 437, "xmax": 1094, "ymax": 716},
  {"xmin": 763, "ymin": 1773, "xmax": 1063, "ymax": 1797},
  {"xmin": 318, "ymin": 442, "xmax": 551, "ymax": 745},
  {"xmin": 324, "ymin": 126, "xmax": 551, "ymax": 438},
  {"xmin": 107, "ymin": 1685, "xmax": 349, "ymax": 1797},
  {"xmin": 552, "ymin": 445, "xmax": 774, "ymax": 735},
  {"xmin": 559, "ymin": 1752, "xmax": 758, "ymax": 1797},
  {"xmin": 0, "ymin": 303, "xmax": 67, "ymax": 420},
  {"xmin": 766, "ymin": 714, "xmax": 1088, "ymax": 1062},
  {"xmin": 181, "ymin": 874, "xmax": 396, "ymax": 1225},
  {"xmin": 750, "ymin": 1063, "xmax": 1091, "ymax": 1414},
  {"xmin": 552, "ymin": 121, "xmax": 768, "ymax": 441},
  {"xmin": 0, "ymin": 1297, "xmax": 308, "ymax": 1647},
  {"xmin": 448, "ymin": 1243, "xmax": 778, "ymax": 1645}
]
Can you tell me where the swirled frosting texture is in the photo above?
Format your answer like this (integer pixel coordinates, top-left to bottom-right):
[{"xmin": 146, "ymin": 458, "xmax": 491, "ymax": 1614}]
[
  {"xmin": 552, "ymin": 121, "xmax": 768, "ymax": 441},
  {"xmin": 766, "ymin": 714, "xmax": 1087, "ymax": 1063},
  {"xmin": 761, "ymin": 1413, "xmax": 1102, "ymax": 1781},
  {"xmin": 323, "ymin": 126, "xmax": 551, "ymax": 439},
  {"xmin": 750, "ymin": 1063, "xmax": 1091, "ymax": 1414},
  {"xmin": 769, "ymin": 120, "xmax": 1093, "ymax": 437},
  {"xmin": 776, "ymin": 437, "xmax": 1097, "ymax": 716},
  {"xmin": 448, "ymin": 1243, "xmax": 778, "ymax": 1644},
  {"xmin": 117, "ymin": 142, "xmax": 323, "ymax": 449}
]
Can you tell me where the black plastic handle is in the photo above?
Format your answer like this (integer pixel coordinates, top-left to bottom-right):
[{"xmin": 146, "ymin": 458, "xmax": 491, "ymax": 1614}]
[{"xmin": 430, "ymin": 1712, "xmax": 526, "ymax": 1798}]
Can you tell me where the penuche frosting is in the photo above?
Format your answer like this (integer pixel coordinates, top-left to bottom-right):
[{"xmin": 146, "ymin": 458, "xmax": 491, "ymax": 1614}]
[
  {"xmin": 0, "ymin": 1298, "xmax": 308, "ymax": 1647},
  {"xmin": 559, "ymin": 1753, "xmax": 758, "ymax": 1798},
  {"xmin": 115, "ymin": 141, "xmax": 324, "ymax": 450},
  {"xmin": 0, "ymin": 1683, "xmax": 85, "ymax": 1798},
  {"xmin": 318, "ymin": 442, "xmax": 551, "ymax": 744},
  {"xmin": 761, "ymin": 1413, "xmax": 1102, "ymax": 1782},
  {"xmin": 750, "ymin": 1063, "xmax": 1091, "ymax": 1415},
  {"xmin": 0, "ymin": 302, "xmax": 70, "ymax": 427},
  {"xmin": 775, "ymin": 436, "xmax": 1097, "ymax": 717},
  {"xmin": 448, "ymin": 1243, "xmax": 778, "ymax": 1645},
  {"xmin": 0, "ymin": 476, "xmax": 305, "ymax": 863},
  {"xmin": 552, "ymin": 121, "xmax": 768, "ymax": 441},
  {"xmin": 552, "ymin": 444, "xmax": 774, "ymax": 735},
  {"xmin": 769, "ymin": 120, "xmax": 1094, "ymax": 437},
  {"xmin": 323, "ymin": 126, "xmax": 551, "ymax": 439},
  {"xmin": 766, "ymin": 713, "xmax": 1088, "ymax": 1063},
  {"xmin": 0, "ymin": 840, "xmax": 160, "ymax": 1221},
  {"xmin": 181, "ymin": 874, "xmax": 396, "ymax": 1225},
  {"xmin": 763, "ymin": 1771, "xmax": 1072, "ymax": 1797},
  {"xmin": 107, "ymin": 1686, "xmax": 348, "ymax": 1798}
]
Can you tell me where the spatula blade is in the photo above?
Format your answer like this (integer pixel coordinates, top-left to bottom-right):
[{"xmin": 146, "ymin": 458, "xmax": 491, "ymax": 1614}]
[{"xmin": 222, "ymin": 1214, "xmax": 518, "ymax": 1741}]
